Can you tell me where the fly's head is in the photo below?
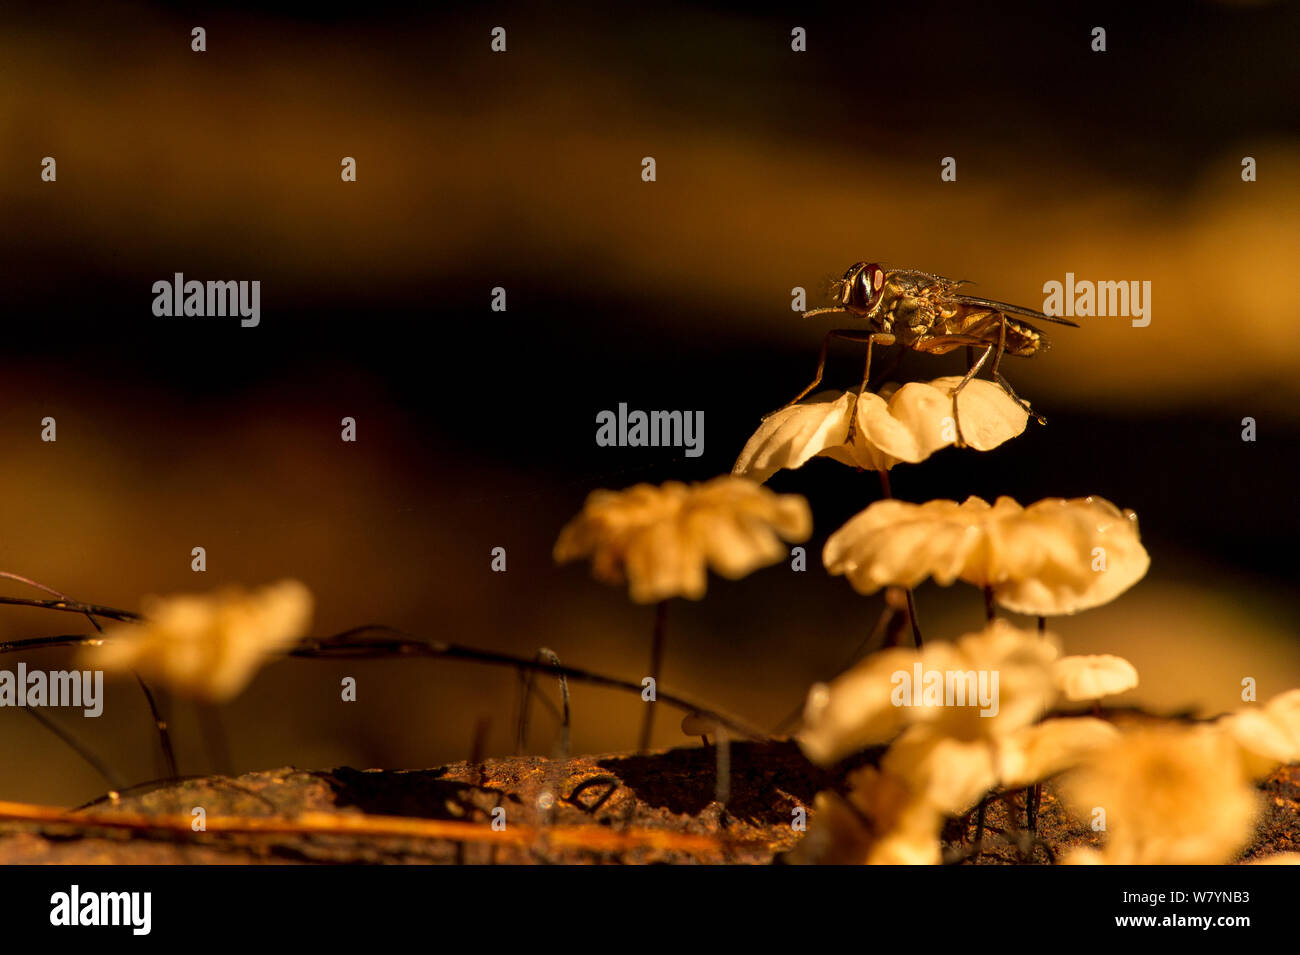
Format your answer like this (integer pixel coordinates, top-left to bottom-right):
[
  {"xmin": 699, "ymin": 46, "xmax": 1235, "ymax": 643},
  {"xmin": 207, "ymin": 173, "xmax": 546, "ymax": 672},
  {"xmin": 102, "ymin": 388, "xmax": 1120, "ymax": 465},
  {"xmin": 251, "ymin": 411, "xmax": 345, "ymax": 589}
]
[{"xmin": 833, "ymin": 261, "xmax": 888, "ymax": 323}]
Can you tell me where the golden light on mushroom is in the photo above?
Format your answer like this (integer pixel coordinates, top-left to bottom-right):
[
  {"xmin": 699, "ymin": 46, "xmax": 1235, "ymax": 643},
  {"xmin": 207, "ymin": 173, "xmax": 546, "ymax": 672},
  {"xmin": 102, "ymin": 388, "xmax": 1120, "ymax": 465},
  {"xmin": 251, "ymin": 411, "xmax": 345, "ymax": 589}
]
[
  {"xmin": 994, "ymin": 717, "xmax": 1119, "ymax": 789},
  {"xmin": 823, "ymin": 495, "xmax": 1150, "ymax": 616},
  {"xmin": 553, "ymin": 475, "xmax": 811, "ymax": 604},
  {"xmin": 554, "ymin": 475, "xmax": 811, "ymax": 751},
  {"xmin": 785, "ymin": 766, "xmax": 945, "ymax": 866},
  {"xmin": 1219, "ymin": 688, "xmax": 1300, "ymax": 780},
  {"xmin": 82, "ymin": 580, "xmax": 314, "ymax": 702},
  {"xmin": 1063, "ymin": 724, "xmax": 1261, "ymax": 865},
  {"xmin": 732, "ymin": 377, "xmax": 1027, "ymax": 483},
  {"xmin": 1052, "ymin": 654, "xmax": 1139, "ymax": 702},
  {"xmin": 881, "ymin": 725, "xmax": 1000, "ymax": 816},
  {"xmin": 799, "ymin": 621, "xmax": 1061, "ymax": 766}
]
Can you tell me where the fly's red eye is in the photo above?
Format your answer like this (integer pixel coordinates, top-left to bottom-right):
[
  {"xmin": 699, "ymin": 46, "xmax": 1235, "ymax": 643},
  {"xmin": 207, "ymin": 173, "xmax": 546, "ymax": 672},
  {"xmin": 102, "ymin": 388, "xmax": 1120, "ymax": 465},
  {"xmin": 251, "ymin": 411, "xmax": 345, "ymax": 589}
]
[
  {"xmin": 846, "ymin": 263, "xmax": 885, "ymax": 311},
  {"xmin": 854, "ymin": 271, "xmax": 873, "ymax": 304}
]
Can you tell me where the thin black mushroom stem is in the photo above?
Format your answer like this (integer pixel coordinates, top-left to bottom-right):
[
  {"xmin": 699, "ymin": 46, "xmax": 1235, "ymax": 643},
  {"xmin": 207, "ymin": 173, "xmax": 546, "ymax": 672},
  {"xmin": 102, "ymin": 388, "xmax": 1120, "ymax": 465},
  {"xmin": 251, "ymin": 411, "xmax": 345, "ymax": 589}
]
[
  {"xmin": 638, "ymin": 599, "xmax": 669, "ymax": 752},
  {"xmin": 1029, "ymin": 614, "xmax": 1047, "ymax": 834},
  {"xmin": 876, "ymin": 470, "xmax": 923, "ymax": 647},
  {"xmin": 968, "ymin": 591, "xmax": 998, "ymax": 858},
  {"xmin": 682, "ymin": 713, "xmax": 731, "ymax": 810},
  {"xmin": 516, "ymin": 647, "xmax": 571, "ymax": 759}
]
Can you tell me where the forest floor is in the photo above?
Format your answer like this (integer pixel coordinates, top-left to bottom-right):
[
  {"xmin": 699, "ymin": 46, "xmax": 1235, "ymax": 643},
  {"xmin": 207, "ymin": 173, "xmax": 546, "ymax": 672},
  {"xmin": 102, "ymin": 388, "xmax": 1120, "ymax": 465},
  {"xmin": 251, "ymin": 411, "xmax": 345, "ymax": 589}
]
[{"xmin": 2, "ymin": 738, "xmax": 1297, "ymax": 864}]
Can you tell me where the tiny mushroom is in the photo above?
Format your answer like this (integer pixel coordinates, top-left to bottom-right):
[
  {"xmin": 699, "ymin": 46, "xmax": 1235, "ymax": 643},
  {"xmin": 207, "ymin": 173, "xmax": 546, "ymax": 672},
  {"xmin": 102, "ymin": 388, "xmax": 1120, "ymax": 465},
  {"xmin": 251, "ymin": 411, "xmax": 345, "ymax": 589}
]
[
  {"xmin": 1219, "ymin": 688, "xmax": 1300, "ymax": 780},
  {"xmin": 84, "ymin": 580, "xmax": 314, "ymax": 702},
  {"xmin": 733, "ymin": 377, "xmax": 1028, "ymax": 483},
  {"xmin": 1063, "ymin": 724, "xmax": 1261, "ymax": 865},
  {"xmin": 554, "ymin": 475, "xmax": 812, "ymax": 603},
  {"xmin": 823, "ymin": 495, "xmax": 1150, "ymax": 616},
  {"xmin": 1052, "ymin": 654, "xmax": 1139, "ymax": 702}
]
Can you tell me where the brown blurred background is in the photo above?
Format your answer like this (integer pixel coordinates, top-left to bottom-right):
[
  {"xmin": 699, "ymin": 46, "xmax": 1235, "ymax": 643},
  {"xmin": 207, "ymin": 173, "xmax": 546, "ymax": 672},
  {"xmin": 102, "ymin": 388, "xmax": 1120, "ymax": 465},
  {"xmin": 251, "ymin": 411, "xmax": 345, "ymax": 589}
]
[{"xmin": 1, "ymin": 0, "xmax": 1298, "ymax": 804}]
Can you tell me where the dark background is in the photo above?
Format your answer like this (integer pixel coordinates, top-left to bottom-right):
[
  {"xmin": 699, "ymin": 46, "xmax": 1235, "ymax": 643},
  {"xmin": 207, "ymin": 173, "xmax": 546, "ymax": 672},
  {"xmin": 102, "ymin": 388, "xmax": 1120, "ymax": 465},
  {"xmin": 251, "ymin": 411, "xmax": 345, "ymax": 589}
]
[{"xmin": 1, "ymin": 0, "xmax": 1297, "ymax": 804}]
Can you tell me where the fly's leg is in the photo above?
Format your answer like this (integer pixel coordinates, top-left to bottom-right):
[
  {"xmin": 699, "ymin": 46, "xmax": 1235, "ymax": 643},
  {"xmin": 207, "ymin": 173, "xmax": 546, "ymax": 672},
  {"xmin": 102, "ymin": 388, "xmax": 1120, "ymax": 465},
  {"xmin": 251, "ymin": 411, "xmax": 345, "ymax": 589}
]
[
  {"xmin": 949, "ymin": 343, "xmax": 994, "ymax": 447},
  {"xmin": 855, "ymin": 333, "xmax": 896, "ymax": 400},
  {"xmin": 846, "ymin": 333, "xmax": 897, "ymax": 441},
  {"xmin": 764, "ymin": 329, "xmax": 883, "ymax": 418},
  {"xmin": 989, "ymin": 314, "xmax": 1046, "ymax": 425},
  {"xmin": 994, "ymin": 371, "xmax": 1045, "ymax": 425}
]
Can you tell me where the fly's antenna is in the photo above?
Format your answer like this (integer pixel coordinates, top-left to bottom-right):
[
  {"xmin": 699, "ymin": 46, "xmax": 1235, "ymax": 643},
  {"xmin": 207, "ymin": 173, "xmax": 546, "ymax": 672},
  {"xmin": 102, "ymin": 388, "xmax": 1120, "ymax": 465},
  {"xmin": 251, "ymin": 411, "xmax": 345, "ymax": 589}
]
[{"xmin": 802, "ymin": 307, "xmax": 849, "ymax": 319}]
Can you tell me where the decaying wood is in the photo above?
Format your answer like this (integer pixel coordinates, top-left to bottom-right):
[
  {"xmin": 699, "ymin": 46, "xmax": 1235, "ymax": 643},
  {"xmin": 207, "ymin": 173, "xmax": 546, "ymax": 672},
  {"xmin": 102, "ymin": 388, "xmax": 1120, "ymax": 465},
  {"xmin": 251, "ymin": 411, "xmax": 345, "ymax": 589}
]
[{"xmin": 0, "ymin": 742, "xmax": 1296, "ymax": 864}]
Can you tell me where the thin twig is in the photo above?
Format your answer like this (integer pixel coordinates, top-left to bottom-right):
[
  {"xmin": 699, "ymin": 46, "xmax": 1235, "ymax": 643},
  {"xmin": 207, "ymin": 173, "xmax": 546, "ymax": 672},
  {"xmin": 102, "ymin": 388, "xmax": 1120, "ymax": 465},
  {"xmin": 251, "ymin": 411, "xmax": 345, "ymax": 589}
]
[
  {"xmin": 134, "ymin": 673, "xmax": 178, "ymax": 780},
  {"xmin": 9, "ymin": 621, "xmax": 768, "ymax": 742},
  {"xmin": 0, "ymin": 798, "xmax": 761, "ymax": 855},
  {"xmin": 76, "ymin": 774, "xmax": 279, "ymax": 813},
  {"xmin": 0, "ymin": 573, "xmax": 109, "ymax": 632},
  {"xmin": 288, "ymin": 625, "xmax": 767, "ymax": 741},
  {"xmin": 0, "ymin": 634, "xmax": 105, "ymax": 655},
  {"xmin": 0, "ymin": 596, "xmax": 140, "ymax": 624}
]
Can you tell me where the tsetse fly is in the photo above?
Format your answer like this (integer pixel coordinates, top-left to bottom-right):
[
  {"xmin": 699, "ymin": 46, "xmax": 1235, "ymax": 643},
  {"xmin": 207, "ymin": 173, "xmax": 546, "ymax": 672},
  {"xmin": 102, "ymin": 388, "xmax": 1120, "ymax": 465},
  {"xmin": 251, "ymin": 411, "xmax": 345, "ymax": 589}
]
[{"xmin": 781, "ymin": 262, "xmax": 1078, "ymax": 443}]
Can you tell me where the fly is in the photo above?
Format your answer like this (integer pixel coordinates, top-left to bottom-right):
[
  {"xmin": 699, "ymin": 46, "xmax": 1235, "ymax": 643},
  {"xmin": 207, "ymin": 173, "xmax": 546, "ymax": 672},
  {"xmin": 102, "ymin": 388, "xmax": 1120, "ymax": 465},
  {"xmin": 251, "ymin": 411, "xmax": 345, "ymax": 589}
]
[{"xmin": 781, "ymin": 262, "xmax": 1079, "ymax": 444}]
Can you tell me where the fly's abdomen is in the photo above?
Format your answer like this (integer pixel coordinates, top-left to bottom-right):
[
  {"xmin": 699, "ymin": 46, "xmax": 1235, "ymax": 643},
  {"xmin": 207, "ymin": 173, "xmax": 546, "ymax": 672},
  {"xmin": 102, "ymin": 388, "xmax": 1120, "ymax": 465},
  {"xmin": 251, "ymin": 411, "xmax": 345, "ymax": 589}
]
[{"xmin": 1003, "ymin": 318, "xmax": 1047, "ymax": 356}]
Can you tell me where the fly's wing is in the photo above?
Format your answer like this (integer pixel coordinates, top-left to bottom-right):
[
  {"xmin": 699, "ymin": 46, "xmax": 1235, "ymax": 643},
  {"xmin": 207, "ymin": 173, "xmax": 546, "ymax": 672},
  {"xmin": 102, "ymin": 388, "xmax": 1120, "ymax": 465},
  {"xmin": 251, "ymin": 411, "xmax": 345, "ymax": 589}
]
[{"xmin": 948, "ymin": 293, "xmax": 1080, "ymax": 328}]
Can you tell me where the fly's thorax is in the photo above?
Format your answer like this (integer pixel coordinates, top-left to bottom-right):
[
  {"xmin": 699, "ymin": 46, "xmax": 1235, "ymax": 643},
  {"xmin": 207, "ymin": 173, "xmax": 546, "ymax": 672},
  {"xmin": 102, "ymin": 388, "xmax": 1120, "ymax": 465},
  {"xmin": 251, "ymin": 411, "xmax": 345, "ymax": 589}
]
[{"xmin": 886, "ymin": 292, "xmax": 941, "ymax": 338}]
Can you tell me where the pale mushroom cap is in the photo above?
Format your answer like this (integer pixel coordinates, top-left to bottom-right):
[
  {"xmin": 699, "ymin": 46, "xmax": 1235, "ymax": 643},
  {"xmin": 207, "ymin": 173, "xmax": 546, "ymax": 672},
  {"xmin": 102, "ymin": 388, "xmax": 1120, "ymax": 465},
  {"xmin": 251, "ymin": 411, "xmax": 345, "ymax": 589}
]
[
  {"xmin": 881, "ymin": 725, "xmax": 999, "ymax": 816},
  {"xmin": 786, "ymin": 767, "xmax": 944, "ymax": 866},
  {"xmin": 1063, "ymin": 724, "xmax": 1261, "ymax": 865},
  {"xmin": 1052, "ymin": 654, "xmax": 1139, "ymax": 701},
  {"xmin": 553, "ymin": 475, "xmax": 811, "ymax": 603},
  {"xmin": 991, "ymin": 497, "xmax": 1151, "ymax": 616},
  {"xmin": 823, "ymin": 494, "xmax": 1150, "ymax": 616},
  {"xmin": 798, "ymin": 621, "xmax": 1061, "ymax": 766},
  {"xmin": 732, "ymin": 391, "xmax": 855, "ymax": 484},
  {"xmin": 1220, "ymin": 688, "xmax": 1300, "ymax": 779},
  {"xmin": 797, "ymin": 648, "xmax": 921, "ymax": 765},
  {"xmin": 732, "ymin": 378, "xmax": 1027, "ymax": 483},
  {"xmin": 85, "ymin": 580, "xmax": 314, "ymax": 702},
  {"xmin": 996, "ymin": 717, "xmax": 1120, "ymax": 789},
  {"xmin": 680, "ymin": 713, "xmax": 719, "ymax": 736}
]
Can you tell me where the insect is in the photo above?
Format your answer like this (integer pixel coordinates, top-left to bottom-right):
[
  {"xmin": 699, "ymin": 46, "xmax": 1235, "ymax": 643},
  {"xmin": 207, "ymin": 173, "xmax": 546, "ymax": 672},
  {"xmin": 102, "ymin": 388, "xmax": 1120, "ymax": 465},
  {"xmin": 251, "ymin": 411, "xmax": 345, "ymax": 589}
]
[{"xmin": 780, "ymin": 262, "xmax": 1079, "ymax": 444}]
